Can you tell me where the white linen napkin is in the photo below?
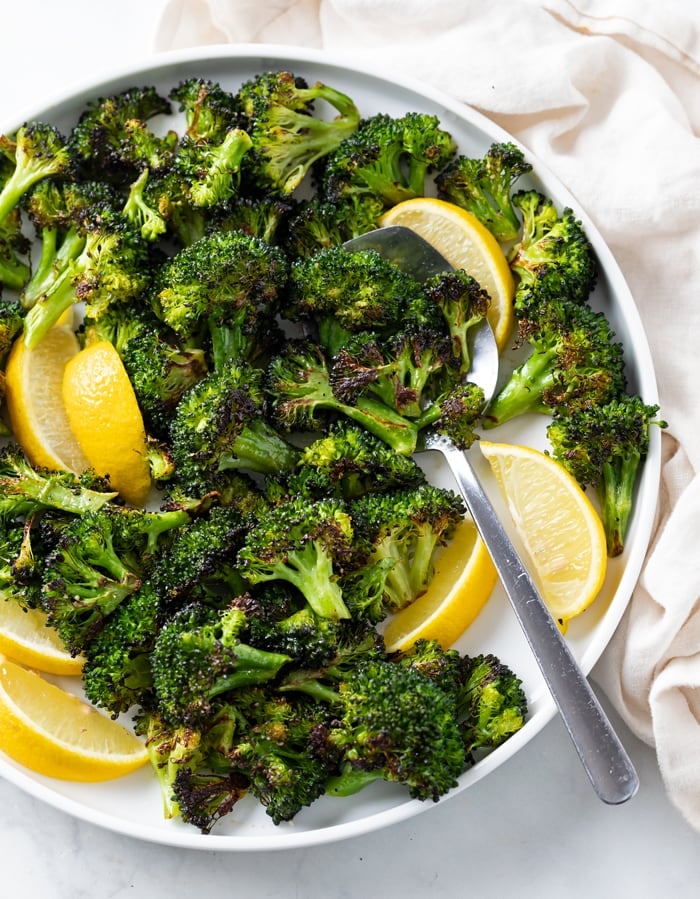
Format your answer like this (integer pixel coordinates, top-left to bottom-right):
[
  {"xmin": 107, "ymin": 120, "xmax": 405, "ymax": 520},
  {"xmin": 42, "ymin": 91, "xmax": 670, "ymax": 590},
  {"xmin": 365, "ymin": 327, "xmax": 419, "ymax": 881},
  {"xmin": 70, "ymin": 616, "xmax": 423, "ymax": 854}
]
[{"xmin": 154, "ymin": 0, "xmax": 700, "ymax": 829}]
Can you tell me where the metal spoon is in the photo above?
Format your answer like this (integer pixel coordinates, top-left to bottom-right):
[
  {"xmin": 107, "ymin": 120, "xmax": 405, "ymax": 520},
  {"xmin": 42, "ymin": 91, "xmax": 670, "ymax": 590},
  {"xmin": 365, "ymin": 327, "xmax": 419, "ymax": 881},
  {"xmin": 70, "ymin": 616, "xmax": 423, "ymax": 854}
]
[{"xmin": 344, "ymin": 225, "xmax": 639, "ymax": 804}]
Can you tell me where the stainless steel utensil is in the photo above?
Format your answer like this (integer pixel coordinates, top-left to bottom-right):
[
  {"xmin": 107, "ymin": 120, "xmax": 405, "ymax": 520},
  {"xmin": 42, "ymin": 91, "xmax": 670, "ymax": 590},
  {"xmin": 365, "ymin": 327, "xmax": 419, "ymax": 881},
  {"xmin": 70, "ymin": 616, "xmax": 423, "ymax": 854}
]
[{"xmin": 344, "ymin": 225, "xmax": 639, "ymax": 804}]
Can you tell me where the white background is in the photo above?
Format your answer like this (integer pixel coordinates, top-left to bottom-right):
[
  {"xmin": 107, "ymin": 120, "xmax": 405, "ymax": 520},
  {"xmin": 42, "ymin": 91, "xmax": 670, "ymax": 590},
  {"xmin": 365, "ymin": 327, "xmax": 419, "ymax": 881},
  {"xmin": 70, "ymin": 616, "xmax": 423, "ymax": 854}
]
[{"xmin": 0, "ymin": 2, "xmax": 698, "ymax": 896}]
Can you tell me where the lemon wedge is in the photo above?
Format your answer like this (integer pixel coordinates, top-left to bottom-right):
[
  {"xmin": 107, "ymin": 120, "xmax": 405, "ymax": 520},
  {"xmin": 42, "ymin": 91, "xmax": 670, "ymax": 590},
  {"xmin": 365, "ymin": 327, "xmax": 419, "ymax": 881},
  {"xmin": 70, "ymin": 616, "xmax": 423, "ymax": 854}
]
[
  {"xmin": 0, "ymin": 656, "xmax": 148, "ymax": 781},
  {"xmin": 479, "ymin": 441, "xmax": 607, "ymax": 627},
  {"xmin": 62, "ymin": 340, "xmax": 151, "ymax": 507},
  {"xmin": 383, "ymin": 519, "xmax": 497, "ymax": 651},
  {"xmin": 0, "ymin": 596, "xmax": 83, "ymax": 676},
  {"xmin": 3, "ymin": 325, "xmax": 91, "ymax": 474},
  {"xmin": 380, "ymin": 197, "xmax": 515, "ymax": 351}
]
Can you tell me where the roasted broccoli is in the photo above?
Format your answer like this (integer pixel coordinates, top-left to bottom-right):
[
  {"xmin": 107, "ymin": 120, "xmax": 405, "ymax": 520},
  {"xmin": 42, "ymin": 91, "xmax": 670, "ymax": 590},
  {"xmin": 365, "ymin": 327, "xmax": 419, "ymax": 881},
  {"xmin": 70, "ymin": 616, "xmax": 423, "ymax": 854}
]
[
  {"xmin": 169, "ymin": 360, "xmax": 299, "ymax": 493},
  {"xmin": 153, "ymin": 229, "xmax": 287, "ymax": 367},
  {"xmin": 150, "ymin": 602, "xmax": 291, "ymax": 726},
  {"xmin": 547, "ymin": 395, "xmax": 667, "ymax": 556},
  {"xmin": 349, "ymin": 484, "xmax": 464, "ymax": 612},
  {"xmin": 121, "ymin": 328, "xmax": 208, "ymax": 439},
  {"xmin": 484, "ymin": 299, "xmax": 626, "ymax": 428},
  {"xmin": 237, "ymin": 495, "xmax": 355, "ymax": 622},
  {"xmin": 267, "ymin": 420, "xmax": 426, "ymax": 502},
  {"xmin": 508, "ymin": 190, "xmax": 598, "ymax": 317},
  {"xmin": 323, "ymin": 658, "xmax": 466, "ymax": 801},
  {"xmin": 40, "ymin": 505, "xmax": 190, "ymax": 655},
  {"xmin": 0, "ymin": 443, "xmax": 116, "ymax": 518},
  {"xmin": 0, "ymin": 122, "xmax": 73, "ymax": 223},
  {"xmin": 435, "ymin": 141, "xmax": 532, "ymax": 242},
  {"xmin": 237, "ymin": 70, "xmax": 360, "ymax": 195},
  {"xmin": 68, "ymin": 86, "xmax": 177, "ymax": 183},
  {"xmin": 320, "ymin": 111, "xmax": 456, "ymax": 208},
  {"xmin": 266, "ymin": 339, "xmax": 419, "ymax": 456}
]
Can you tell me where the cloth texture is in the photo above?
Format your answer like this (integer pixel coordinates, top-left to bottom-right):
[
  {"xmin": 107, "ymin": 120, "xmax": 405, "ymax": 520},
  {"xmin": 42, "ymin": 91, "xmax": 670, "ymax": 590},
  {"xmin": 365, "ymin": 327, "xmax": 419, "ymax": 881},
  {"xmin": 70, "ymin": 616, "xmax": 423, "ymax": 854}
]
[{"xmin": 154, "ymin": 0, "xmax": 700, "ymax": 829}]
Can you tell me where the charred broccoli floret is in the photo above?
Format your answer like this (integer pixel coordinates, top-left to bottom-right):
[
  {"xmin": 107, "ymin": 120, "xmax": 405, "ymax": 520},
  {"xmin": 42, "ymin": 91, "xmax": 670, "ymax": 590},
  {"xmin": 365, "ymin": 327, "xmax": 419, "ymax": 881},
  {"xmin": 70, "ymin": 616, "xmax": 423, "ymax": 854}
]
[
  {"xmin": 237, "ymin": 70, "xmax": 360, "ymax": 196},
  {"xmin": 266, "ymin": 339, "xmax": 419, "ymax": 456},
  {"xmin": 484, "ymin": 299, "xmax": 626, "ymax": 428},
  {"xmin": 349, "ymin": 484, "xmax": 464, "ymax": 612},
  {"xmin": 547, "ymin": 395, "xmax": 667, "ymax": 556},
  {"xmin": 321, "ymin": 111, "xmax": 456, "ymax": 208},
  {"xmin": 509, "ymin": 190, "xmax": 598, "ymax": 317},
  {"xmin": 150, "ymin": 602, "xmax": 291, "ymax": 726},
  {"xmin": 169, "ymin": 360, "xmax": 299, "ymax": 492},
  {"xmin": 153, "ymin": 229, "xmax": 287, "ymax": 367},
  {"xmin": 323, "ymin": 657, "xmax": 466, "ymax": 801},
  {"xmin": 435, "ymin": 141, "xmax": 532, "ymax": 242},
  {"xmin": 237, "ymin": 495, "xmax": 355, "ymax": 622}
]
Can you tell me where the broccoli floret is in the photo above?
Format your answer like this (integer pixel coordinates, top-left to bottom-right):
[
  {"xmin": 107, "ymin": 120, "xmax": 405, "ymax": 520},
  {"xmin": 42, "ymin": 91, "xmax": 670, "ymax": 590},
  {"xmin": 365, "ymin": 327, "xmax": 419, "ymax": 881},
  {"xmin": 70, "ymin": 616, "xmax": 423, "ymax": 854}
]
[
  {"xmin": 0, "ymin": 443, "xmax": 117, "ymax": 518},
  {"xmin": 422, "ymin": 268, "xmax": 491, "ymax": 376},
  {"xmin": 0, "ymin": 296, "xmax": 25, "ymax": 358},
  {"xmin": 169, "ymin": 78, "xmax": 241, "ymax": 143},
  {"xmin": 321, "ymin": 111, "xmax": 456, "ymax": 208},
  {"xmin": 20, "ymin": 179, "xmax": 121, "ymax": 312},
  {"xmin": 68, "ymin": 86, "xmax": 177, "ymax": 183},
  {"xmin": 22, "ymin": 200, "xmax": 152, "ymax": 348},
  {"xmin": 122, "ymin": 168, "xmax": 169, "ymax": 241},
  {"xmin": 154, "ymin": 229, "xmax": 288, "ymax": 367},
  {"xmin": 323, "ymin": 658, "xmax": 466, "ymax": 801},
  {"xmin": 547, "ymin": 396, "xmax": 667, "ymax": 556},
  {"xmin": 121, "ymin": 328, "xmax": 208, "ymax": 439},
  {"xmin": 266, "ymin": 339, "xmax": 419, "ymax": 456},
  {"xmin": 286, "ymin": 245, "xmax": 425, "ymax": 342},
  {"xmin": 207, "ymin": 193, "xmax": 295, "ymax": 244},
  {"xmin": 269, "ymin": 420, "xmax": 426, "ymax": 502},
  {"xmin": 330, "ymin": 325, "xmax": 453, "ymax": 419},
  {"xmin": 417, "ymin": 381, "xmax": 486, "ymax": 450},
  {"xmin": 81, "ymin": 581, "xmax": 160, "ymax": 716},
  {"xmin": 350, "ymin": 484, "xmax": 465, "ymax": 612},
  {"xmin": 40, "ymin": 505, "xmax": 189, "ymax": 654},
  {"xmin": 435, "ymin": 142, "xmax": 532, "ymax": 242},
  {"xmin": 172, "ymin": 766, "xmax": 250, "ymax": 834},
  {"xmin": 237, "ymin": 70, "xmax": 361, "ymax": 196},
  {"xmin": 236, "ymin": 495, "xmax": 355, "ymax": 622},
  {"xmin": 456, "ymin": 653, "xmax": 528, "ymax": 758},
  {"xmin": 226, "ymin": 691, "xmax": 334, "ymax": 825},
  {"xmin": 0, "ymin": 208, "xmax": 30, "ymax": 290},
  {"xmin": 509, "ymin": 190, "xmax": 598, "ymax": 316},
  {"xmin": 284, "ymin": 194, "xmax": 383, "ymax": 258},
  {"xmin": 150, "ymin": 504, "xmax": 251, "ymax": 610},
  {"xmin": 169, "ymin": 361, "xmax": 299, "ymax": 492},
  {"xmin": 394, "ymin": 639, "xmax": 469, "ymax": 700},
  {"xmin": 484, "ymin": 299, "xmax": 626, "ymax": 428},
  {"xmin": 172, "ymin": 128, "xmax": 253, "ymax": 209},
  {"xmin": 0, "ymin": 122, "xmax": 73, "ymax": 224},
  {"xmin": 150, "ymin": 602, "xmax": 291, "ymax": 725}
]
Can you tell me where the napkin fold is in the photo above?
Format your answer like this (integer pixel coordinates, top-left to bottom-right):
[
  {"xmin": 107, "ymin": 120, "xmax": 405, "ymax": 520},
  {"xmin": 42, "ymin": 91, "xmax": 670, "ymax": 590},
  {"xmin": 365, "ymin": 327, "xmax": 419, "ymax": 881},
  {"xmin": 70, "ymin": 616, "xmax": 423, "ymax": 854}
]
[{"xmin": 155, "ymin": 0, "xmax": 700, "ymax": 830}]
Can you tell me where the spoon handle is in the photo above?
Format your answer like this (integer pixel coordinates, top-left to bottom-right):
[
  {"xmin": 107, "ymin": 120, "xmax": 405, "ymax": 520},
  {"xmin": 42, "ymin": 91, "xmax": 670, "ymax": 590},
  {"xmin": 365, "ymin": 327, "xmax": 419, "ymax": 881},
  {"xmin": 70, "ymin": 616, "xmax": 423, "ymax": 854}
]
[{"xmin": 443, "ymin": 444, "xmax": 639, "ymax": 804}]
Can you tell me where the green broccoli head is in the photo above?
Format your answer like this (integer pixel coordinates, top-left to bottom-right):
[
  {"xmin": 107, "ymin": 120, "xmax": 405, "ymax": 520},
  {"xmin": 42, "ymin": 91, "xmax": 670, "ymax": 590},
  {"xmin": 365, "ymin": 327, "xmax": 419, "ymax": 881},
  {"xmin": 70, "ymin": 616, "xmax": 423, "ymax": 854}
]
[
  {"xmin": 237, "ymin": 70, "xmax": 360, "ymax": 195},
  {"xmin": 435, "ymin": 141, "xmax": 532, "ymax": 242},
  {"xmin": 547, "ymin": 395, "xmax": 667, "ymax": 556}
]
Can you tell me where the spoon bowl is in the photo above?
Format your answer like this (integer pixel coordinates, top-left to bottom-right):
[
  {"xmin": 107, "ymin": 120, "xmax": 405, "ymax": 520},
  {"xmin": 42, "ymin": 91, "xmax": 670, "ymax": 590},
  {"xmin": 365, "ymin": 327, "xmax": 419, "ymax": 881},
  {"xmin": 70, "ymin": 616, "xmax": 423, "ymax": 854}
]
[{"xmin": 343, "ymin": 225, "xmax": 639, "ymax": 805}]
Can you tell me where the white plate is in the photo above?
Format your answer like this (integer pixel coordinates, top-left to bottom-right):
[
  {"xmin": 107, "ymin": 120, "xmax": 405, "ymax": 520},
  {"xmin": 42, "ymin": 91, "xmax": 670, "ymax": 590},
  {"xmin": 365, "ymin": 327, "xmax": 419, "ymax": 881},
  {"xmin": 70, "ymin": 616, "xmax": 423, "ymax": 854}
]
[{"xmin": 0, "ymin": 44, "xmax": 661, "ymax": 851}]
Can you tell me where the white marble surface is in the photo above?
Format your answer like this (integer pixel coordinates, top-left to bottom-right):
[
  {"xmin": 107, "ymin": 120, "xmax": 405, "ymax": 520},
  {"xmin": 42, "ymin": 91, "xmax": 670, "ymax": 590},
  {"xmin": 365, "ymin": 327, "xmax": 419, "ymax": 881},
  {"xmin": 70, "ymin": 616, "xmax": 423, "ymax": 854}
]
[{"xmin": 1, "ymin": 2, "xmax": 698, "ymax": 895}]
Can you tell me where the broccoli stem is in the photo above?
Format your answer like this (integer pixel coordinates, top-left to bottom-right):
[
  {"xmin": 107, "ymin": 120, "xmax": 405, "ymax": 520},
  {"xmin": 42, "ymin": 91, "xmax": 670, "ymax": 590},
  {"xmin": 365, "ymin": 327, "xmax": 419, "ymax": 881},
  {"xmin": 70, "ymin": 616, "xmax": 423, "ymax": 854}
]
[
  {"xmin": 219, "ymin": 420, "xmax": 299, "ymax": 475},
  {"xmin": 23, "ymin": 269, "xmax": 81, "ymax": 348},
  {"xmin": 325, "ymin": 765, "xmax": 381, "ymax": 797},
  {"xmin": 206, "ymin": 643, "xmax": 291, "ymax": 698},
  {"xmin": 343, "ymin": 396, "xmax": 418, "ymax": 456},
  {"xmin": 599, "ymin": 456, "xmax": 639, "ymax": 557},
  {"xmin": 483, "ymin": 346, "xmax": 555, "ymax": 427}
]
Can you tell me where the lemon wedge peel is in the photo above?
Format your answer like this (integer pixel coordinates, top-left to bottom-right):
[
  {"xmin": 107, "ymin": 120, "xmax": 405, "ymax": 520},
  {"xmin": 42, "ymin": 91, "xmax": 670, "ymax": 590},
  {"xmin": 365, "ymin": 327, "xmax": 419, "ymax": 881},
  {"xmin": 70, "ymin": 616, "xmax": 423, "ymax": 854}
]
[
  {"xmin": 383, "ymin": 519, "xmax": 498, "ymax": 652},
  {"xmin": 0, "ymin": 656, "xmax": 148, "ymax": 782},
  {"xmin": 379, "ymin": 197, "xmax": 515, "ymax": 352},
  {"xmin": 479, "ymin": 440, "xmax": 607, "ymax": 626}
]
